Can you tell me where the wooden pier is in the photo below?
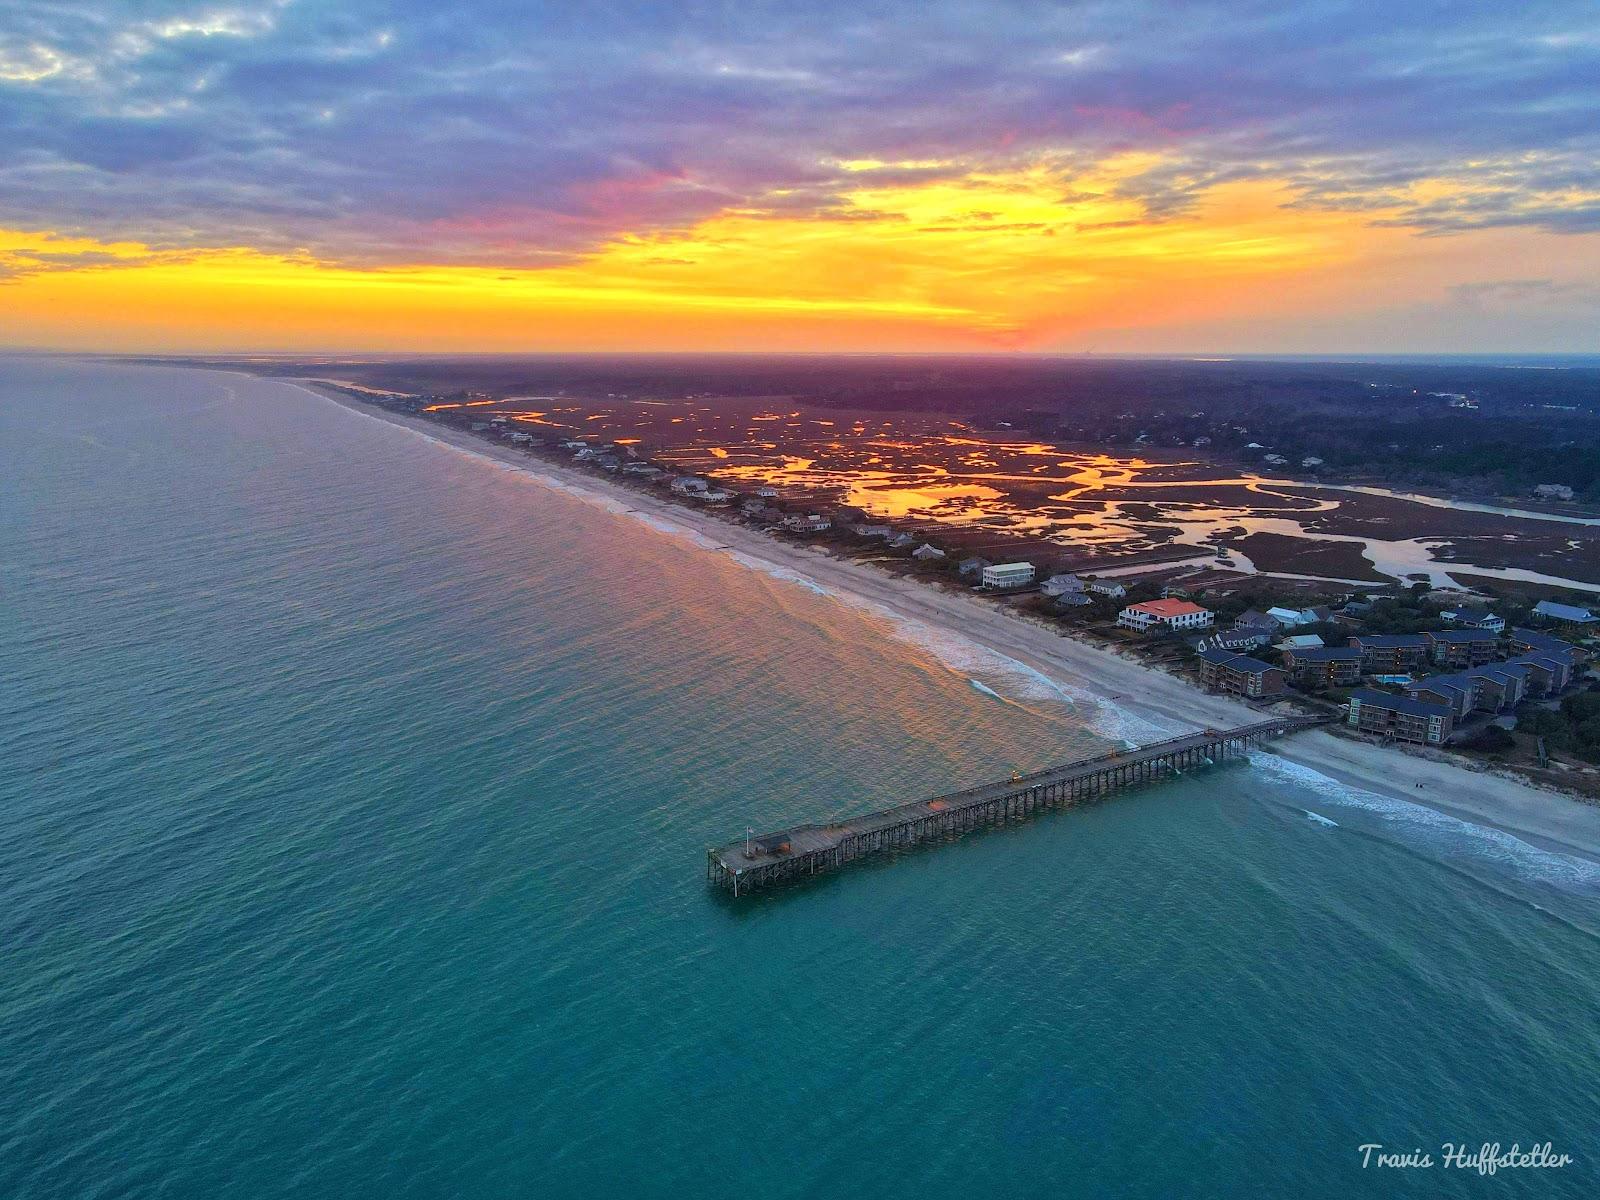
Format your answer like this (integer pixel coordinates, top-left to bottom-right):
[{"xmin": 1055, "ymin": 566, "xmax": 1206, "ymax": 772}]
[{"xmin": 707, "ymin": 717, "xmax": 1324, "ymax": 895}]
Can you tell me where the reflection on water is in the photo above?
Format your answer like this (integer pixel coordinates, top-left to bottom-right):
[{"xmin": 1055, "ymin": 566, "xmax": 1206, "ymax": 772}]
[{"xmin": 402, "ymin": 389, "xmax": 1600, "ymax": 591}]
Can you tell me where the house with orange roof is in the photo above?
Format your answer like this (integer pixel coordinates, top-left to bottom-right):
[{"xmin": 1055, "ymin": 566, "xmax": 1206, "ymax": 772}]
[{"xmin": 1117, "ymin": 598, "xmax": 1215, "ymax": 633}]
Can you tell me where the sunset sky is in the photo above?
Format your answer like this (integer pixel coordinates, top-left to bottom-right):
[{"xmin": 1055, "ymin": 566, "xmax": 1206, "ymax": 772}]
[{"xmin": 2, "ymin": 2, "xmax": 1598, "ymax": 354}]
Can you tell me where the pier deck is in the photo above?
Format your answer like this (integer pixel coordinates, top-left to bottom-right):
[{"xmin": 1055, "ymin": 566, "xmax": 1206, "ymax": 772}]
[{"xmin": 707, "ymin": 716, "xmax": 1323, "ymax": 895}]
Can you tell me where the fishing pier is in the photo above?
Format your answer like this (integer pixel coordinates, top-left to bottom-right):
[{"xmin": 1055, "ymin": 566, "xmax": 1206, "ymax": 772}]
[{"xmin": 707, "ymin": 717, "xmax": 1324, "ymax": 895}]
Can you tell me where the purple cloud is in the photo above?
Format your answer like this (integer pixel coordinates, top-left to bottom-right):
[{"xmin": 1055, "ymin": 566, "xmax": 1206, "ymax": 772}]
[{"xmin": 0, "ymin": 0, "xmax": 1597, "ymax": 265}]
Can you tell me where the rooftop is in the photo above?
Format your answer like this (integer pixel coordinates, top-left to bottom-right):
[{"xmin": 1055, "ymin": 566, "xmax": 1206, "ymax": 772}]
[
  {"xmin": 1533, "ymin": 600, "xmax": 1597, "ymax": 622},
  {"xmin": 1197, "ymin": 648, "xmax": 1278, "ymax": 672},
  {"xmin": 1128, "ymin": 598, "xmax": 1209, "ymax": 618},
  {"xmin": 1512, "ymin": 628, "xmax": 1580, "ymax": 655},
  {"xmin": 1350, "ymin": 689, "xmax": 1453, "ymax": 719},
  {"xmin": 1283, "ymin": 645, "xmax": 1361, "ymax": 661}
]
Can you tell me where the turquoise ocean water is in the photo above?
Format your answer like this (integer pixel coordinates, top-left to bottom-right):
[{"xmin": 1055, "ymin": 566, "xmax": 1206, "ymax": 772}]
[{"xmin": 3, "ymin": 358, "xmax": 1598, "ymax": 1198}]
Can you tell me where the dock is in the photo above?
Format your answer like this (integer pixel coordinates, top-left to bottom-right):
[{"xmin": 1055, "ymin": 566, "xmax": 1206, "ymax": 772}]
[{"xmin": 707, "ymin": 717, "xmax": 1324, "ymax": 895}]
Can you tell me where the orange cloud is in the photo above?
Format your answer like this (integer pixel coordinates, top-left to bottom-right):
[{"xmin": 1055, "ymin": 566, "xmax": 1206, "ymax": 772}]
[{"xmin": 4, "ymin": 161, "xmax": 1598, "ymax": 353}]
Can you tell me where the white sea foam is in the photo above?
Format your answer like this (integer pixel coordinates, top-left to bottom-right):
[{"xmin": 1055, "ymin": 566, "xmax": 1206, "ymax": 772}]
[
  {"xmin": 716, "ymin": 545, "xmax": 1089, "ymax": 707},
  {"xmin": 1303, "ymin": 809, "xmax": 1339, "ymax": 828},
  {"xmin": 1255, "ymin": 752, "xmax": 1600, "ymax": 892},
  {"xmin": 968, "ymin": 679, "xmax": 1002, "ymax": 699},
  {"xmin": 308, "ymin": 388, "xmax": 1255, "ymax": 744},
  {"xmin": 724, "ymin": 552, "xmax": 833, "ymax": 595}
]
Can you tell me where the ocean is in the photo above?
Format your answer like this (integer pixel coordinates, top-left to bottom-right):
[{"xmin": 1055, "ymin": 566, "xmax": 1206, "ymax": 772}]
[{"xmin": 3, "ymin": 358, "xmax": 1597, "ymax": 1198}]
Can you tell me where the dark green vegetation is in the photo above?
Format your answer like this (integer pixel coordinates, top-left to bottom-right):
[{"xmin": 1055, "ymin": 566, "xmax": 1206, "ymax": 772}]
[{"xmin": 1518, "ymin": 688, "xmax": 1600, "ymax": 765}]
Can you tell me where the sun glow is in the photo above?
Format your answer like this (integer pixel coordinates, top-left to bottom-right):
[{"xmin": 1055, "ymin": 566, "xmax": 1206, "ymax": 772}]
[{"xmin": 0, "ymin": 159, "xmax": 1585, "ymax": 353}]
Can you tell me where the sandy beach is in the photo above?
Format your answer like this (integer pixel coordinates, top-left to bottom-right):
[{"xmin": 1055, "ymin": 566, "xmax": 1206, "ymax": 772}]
[{"xmin": 305, "ymin": 382, "xmax": 1600, "ymax": 866}]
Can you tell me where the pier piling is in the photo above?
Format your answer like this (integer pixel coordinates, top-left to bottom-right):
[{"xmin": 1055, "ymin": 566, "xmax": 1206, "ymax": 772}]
[{"xmin": 706, "ymin": 717, "xmax": 1323, "ymax": 895}]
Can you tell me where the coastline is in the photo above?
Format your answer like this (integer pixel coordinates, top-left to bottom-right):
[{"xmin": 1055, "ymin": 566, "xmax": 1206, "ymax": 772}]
[{"xmin": 299, "ymin": 380, "xmax": 1600, "ymax": 867}]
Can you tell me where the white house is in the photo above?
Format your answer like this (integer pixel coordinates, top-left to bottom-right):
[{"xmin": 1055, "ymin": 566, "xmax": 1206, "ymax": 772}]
[
  {"xmin": 1267, "ymin": 606, "xmax": 1314, "ymax": 628},
  {"xmin": 1277, "ymin": 633, "xmax": 1325, "ymax": 650},
  {"xmin": 1441, "ymin": 607, "xmax": 1505, "ymax": 633},
  {"xmin": 1040, "ymin": 573, "xmax": 1085, "ymax": 597},
  {"xmin": 671, "ymin": 475, "xmax": 710, "ymax": 496},
  {"xmin": 981, "ymin": 562, "xmax": 1035, "ymax": 589},
  {"xmin": 1117, "ymin": 599, "xmax": 1215, "ymax": 633},
  {"xmin": 912, "ymin": 544, "xmax": 946, "ymax": 561},
  {"xmin": 782, "ymin": 513, "xmax": 831, "ymax": 533},
  {"xmin": 1086, "ymin": 579, "xmax": 1126, "ymax": 599}
]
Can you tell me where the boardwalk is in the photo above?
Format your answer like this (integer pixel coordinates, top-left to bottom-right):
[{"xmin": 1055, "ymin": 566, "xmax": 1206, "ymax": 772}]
[{"xmin": 707, "ymin": 717, "xmax": 1324, "ymax": 895}]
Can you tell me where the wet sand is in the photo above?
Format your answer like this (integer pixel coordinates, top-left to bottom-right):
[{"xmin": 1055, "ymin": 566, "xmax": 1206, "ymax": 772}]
[{"xmin": 308, "ymin": 383, "xmax": 1600, "ymax": 866}]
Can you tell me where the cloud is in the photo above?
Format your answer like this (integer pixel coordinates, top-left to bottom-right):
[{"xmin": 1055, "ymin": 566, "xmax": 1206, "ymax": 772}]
[
  {"xmin": 0, "ymin": 237, "xmax": 197, "ymax": 281},
  {"xmin": 0, "ymin": 0, "xmax": 1597, "ymax": 267},
  {"xmin": 1450, "ymin": 277, "xmax": 1600, "ymax": 307}
]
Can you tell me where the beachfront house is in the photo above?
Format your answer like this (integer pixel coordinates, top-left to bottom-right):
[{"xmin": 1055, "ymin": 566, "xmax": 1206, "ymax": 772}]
[
  {"xmin": 1040, "ymin": 573, "xmax": 1085, "ymax": 598},
  {"xmin": 1532, "ymin": 600, "xmax": 1598, "ymax": 628},
  {"xmin": 755, "ymin": 487, "xmax": 780, "ymax": 499},
  {"xmin": 671, "ymin": 475, "xmax": 711, "ymax": 496},
  {"xmin": 1055, "ymin": 592, "xmax": 1094, "ymax": 609},
  {"xmin": 887, "ymin": 532, "xmax": 917, "ymax": 549},
  {"xmin": 981, "ymin": 562, "xmax": 1035, "ymax": 590},
  {"xmin": 1086, "ymin": 579, "xmax": 1126, "ymax": 599},
  {"xmin": 1425, "ymin": 628, "xmax": 1501, "ymax": 669},
  {"xmin": 958, "ymin": 556, "xmax": 991, "ymax": 578},
  {"xmin": 782, "ymin": 513, "xmax": 831, "ymax": 533},
  {"xmin": 912, "ymin": 544, "xmax": 946, "ymax": 561},
  {"xmin": 1117, "ymin": 599, "xmax": 1214, "ymax": 633},
  {"xmin": 1279, "ymin": 645, "xmax": 1362, "ymax": 688},
  {"xmin": 1196, "ymin": 648, "xmax": 1286, "ymax": 698},
  {"xmin": 1349, "ymin": 633, "xmax": 1431, "ymax": 673},
  {"xmin": 851, "ymin": 523, "xmax": 893, "ymax": 538},
  {"xmin": 1347, "ymin": 690, "xmax": 1454, "ymax": 745}
]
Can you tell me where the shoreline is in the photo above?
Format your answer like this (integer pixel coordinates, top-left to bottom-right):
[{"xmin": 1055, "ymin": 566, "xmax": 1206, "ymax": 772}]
[{"xmin": 299, "ymin": 379, "xmax": 1600, "ymax": 867}]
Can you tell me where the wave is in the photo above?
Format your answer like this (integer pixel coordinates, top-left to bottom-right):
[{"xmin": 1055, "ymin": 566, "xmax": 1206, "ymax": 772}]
[
  {"xmin": 1303, "ymin": 809, "xmax": 1340, "ymax": 828},
  {"xmin": 1254, "ymin": 752, "xmax": 1600, "ymax": 894},
  {"xmin": 307, "ymin": 385, "xmax": 1206, "ymax": 743},
  {"xmin": 968, "ymin": 679, "xmax": 1002, "ymax": 699},
  {"xmin": 724, "ymin": 552, "xmax": 834, "ymax": 595}
]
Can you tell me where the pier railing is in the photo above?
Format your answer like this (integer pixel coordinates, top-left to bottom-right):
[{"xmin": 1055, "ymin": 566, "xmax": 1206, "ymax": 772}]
[{"xmin": 707, "ymin": 716, "xmax": 1324, "ymax": 895}]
